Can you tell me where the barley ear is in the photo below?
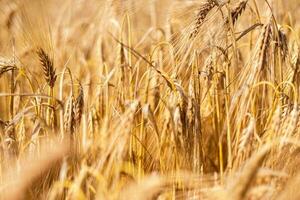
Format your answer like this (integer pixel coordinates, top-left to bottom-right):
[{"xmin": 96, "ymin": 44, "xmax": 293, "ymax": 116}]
[
  {"xmin": 36, "ymin": 48, "xmax": 57, "ymax": 88},
  {"xmin": 73, "ymin": 82, "xmax": 84, "ymax": 128}
]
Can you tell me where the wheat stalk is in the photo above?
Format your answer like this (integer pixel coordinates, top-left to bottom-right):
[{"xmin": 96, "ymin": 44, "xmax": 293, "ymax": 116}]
[
  {"xmin": 278, "ymin": 28, "xmax": 288, "ymax": 61},
  {"xmin": 64, "ymin": 95, "xmax": 75, "ymax": 135},
  {"xmin": 73, "ymin": 83, "xmax": 84, "ymax": 128},
  {"xmin": 189, "ymin": 0, "xmax": 218, "ymax": 39},
  {"xmin": 257, "ymin": 21, "xmax": 273, "ymax": 71},
  {"xmin": 225, "ymin": 0, "xmax": 248, "ymax": 25},
  {"xmin": 36, "ymin": 48, "xmax": 57, "ymax": 88},
  {"xmin": 37, "ymin": 48, "xmax": 58, "ymax": 126},
  {"xmin": 0, "ymin": 65, "xmax": 17, "ymax": 77}
]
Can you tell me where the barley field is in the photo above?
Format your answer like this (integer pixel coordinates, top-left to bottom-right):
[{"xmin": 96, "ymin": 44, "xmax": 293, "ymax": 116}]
[{"xmin": 0, "ymin": 0, "xmax": 300, "ymax": 199}]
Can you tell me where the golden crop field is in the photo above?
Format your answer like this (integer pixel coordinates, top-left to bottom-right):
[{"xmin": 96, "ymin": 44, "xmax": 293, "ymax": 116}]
[{"xmin": 0, "ymin": 0, "xmax": 300, "ymax": 199}]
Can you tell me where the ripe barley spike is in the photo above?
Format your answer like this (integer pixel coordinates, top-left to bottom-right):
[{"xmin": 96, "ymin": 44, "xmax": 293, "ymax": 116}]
[{"xmin": 37, "ymin": 48, "xmax": 57, "ymax": 88}]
